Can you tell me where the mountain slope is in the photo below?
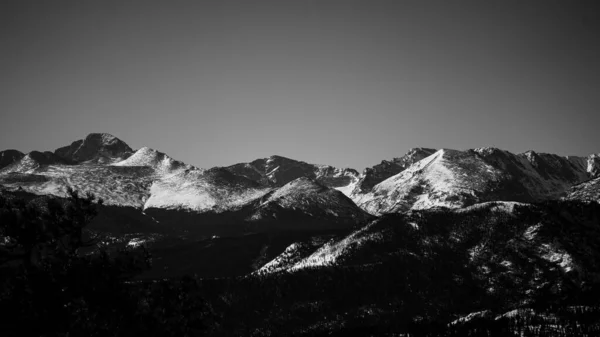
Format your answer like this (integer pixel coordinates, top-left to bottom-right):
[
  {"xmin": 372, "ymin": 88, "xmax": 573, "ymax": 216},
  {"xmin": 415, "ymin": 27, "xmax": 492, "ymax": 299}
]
[
  {"xmin": 354, "ymin": 149, "xmax": 505, "ymax": 214},
  {"xmin": 143, "ymin": 167, "xmax": 269, "ymax": 212},
  {"xmin": 474, "ymin": 147, "xmax": 590, "ymax": 199},
  {"xmin": 262, "ymin": 200, "xmax": 600, "ymax": 311},
  {"xmin": 112, "ymin": 147, "xmax": 194, "ymax": 174},
  {"xmin": 243, "ymin": 177, "xmax": 374, "ymax": 230},
  {"xmin": 351, "ymin": 147, "xmax": 437, "ymax": 194},
  {"xmin": 0, "ymin": 151, "xmax": 67, "ymax": 174},
  {"xmin": 354, "ymin": 148, "xmax": 593, "ymax": 215}
]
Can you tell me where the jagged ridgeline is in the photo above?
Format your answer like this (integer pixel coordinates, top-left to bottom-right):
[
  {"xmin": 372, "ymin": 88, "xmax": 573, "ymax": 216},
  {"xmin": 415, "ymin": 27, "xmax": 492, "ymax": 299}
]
[{"xmin": 1, "ymin": 134, "xmax": 598, "ymax": 218}]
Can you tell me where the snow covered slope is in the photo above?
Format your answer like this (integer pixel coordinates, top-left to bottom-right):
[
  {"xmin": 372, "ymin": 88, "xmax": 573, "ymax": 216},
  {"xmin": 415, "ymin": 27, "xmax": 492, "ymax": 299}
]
[
  {"xmin": 112, "ymin": 147, "xmax": 194, "ymax": 174},
  {"xmin": 351, "ymin": 147, "xmax": 437, "ymax": 194},
  {"xmin": 353, "ymin": 148, "xmax": 593, "ymax": 215},
  {"xmin": 0, "ymin": 164, "xmax": 155, "ymax": 207},
  {"xmin": 0, "ymin": 153, "xmax": 268, "ymax": 211},
  {"xmin": 143, "ymin": 167, "xmax": 270, "ymax": 212},
  {"xmin": 225, "ymin": 155, "xmax": 360, "ymax": 196},
  {"xmin": 354, "ymin": 149, "xmax": 505, "ymax": 214}
]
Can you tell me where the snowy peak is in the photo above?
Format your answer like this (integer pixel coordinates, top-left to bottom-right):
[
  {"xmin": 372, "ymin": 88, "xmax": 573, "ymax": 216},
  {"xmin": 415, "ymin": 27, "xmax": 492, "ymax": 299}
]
[
  {"xmin": 112, "ymin": 147, "xmax": 192, "ymax": 173},
  {"xmin": 351, "ymin": 147, "xmax": 437, "ymax": 194},
  {"xmin": 54, "ymin": 133, "xmax": 134, "ymax": 164},
  {"xmin": 247, "ymin": 177, "xmax": 374, "ymax": 227},
  {"xmin": 0, "ymin": 150, "xmax": 24, "ymax": 170},
  {"xmin": 355, "ymin": 147, "xmax": 595, "ymax": 215}
]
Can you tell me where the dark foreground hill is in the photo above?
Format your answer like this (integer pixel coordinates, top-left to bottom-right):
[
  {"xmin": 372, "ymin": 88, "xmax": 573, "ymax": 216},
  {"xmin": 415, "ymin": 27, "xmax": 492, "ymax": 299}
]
[{"xmin": 2, "ymin": 187, "xmax": 599, "ymax": 336}]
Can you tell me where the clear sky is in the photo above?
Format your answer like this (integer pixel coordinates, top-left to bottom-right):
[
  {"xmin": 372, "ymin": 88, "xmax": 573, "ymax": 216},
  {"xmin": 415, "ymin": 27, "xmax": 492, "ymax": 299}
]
[{"xmin": 1, "ymin": 0, "xmax": 599, "ymax": 171}]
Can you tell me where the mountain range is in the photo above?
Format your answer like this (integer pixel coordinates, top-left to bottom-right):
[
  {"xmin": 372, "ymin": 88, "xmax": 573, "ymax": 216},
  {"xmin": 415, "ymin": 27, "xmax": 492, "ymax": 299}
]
[
  {"xmin": 2, "ymin": 133, "xmax": 600, "ymax": 335},
  {"xmin": 1, "ymin": 133, "xmax": 598, "ymax": 220}
]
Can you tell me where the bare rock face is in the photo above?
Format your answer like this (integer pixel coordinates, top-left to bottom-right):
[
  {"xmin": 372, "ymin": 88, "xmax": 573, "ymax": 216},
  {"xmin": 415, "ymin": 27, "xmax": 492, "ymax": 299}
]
[
  {"xmin": 0, "ymin": 150, "xmax": 24, "ymax": 170},
  {"xmin": 54, "ymin": 133, "xmax": 134, "ymax": 164},
  {"xmin": 225, "ymin": 155, "xmax": 360, "ymax": 192}
]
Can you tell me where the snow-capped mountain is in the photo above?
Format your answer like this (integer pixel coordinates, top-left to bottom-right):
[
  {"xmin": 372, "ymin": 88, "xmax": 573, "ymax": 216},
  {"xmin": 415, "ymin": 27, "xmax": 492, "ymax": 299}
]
[
  {"xmin": 242, "ymin": 177, "xmax": 374, "ymax": 229},
  {"xmin": 353, "ymin": 149, "xmax": 506, "ymax": 214},
  {"xmin": 0, "ymin": 133, "xmax": 597, "ymax": 222},
  {"xmin": 54, "ymin": 133, "xmax": 134, "ymax": 164},
  {"xmin": 352, "ymin": 147, "xmax": 595, "ymax": 215},
  {"xmin": 225, "ymin": 155, "xmax": 360, "ymax": 195},
  {"xmin": 0, "ymin": 150, "xmax": 24, "ymax": 170},
  {"xmin": 0, "ymin": 134, "xmax": 372, "ymax": 234},
  {"xmin": 0, "ymin": 136, "xmax": 267, "ymax": 212},
  {"xmin": 351, "ymin": 147, "xmax": 436, "ymax": 194}
]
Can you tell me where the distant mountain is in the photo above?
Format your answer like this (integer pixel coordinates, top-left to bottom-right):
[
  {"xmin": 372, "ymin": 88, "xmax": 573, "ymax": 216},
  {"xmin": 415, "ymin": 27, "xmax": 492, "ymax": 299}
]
[
  {"xmin": 54, "ymin": 133, "xmax": 134, "ymax": 164},
  {"xmin": 242, "ymin": 177, "xmax": 374, "ymax": 230},
  {"xmin": 0, "ymin": 150, "xmax": 24, "ymax": 170},
  {"xmin": 0, "ymin": 133, "xmax": 597, "ymax": 221},
  {"xmin": 351, "ymin": 147, "xmax": 436, "ymax": 194},
  {"xmin": 225, "ymin": 155, "xmax": 360, "ymax": 195},
  {"xmin": 0, "ymin": 134, "xmax": 373, "ymax": 235},
  {"xmin": 352, "ymin": 148, "xmax": 595, "ymax": 215}
]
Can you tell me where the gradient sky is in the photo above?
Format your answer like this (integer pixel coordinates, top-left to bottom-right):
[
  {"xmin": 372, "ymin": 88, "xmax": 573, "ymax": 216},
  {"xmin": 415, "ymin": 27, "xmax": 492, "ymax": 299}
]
[{"xmin": 1, "ymin": 0, "xmax": 599, "ymax": 171}]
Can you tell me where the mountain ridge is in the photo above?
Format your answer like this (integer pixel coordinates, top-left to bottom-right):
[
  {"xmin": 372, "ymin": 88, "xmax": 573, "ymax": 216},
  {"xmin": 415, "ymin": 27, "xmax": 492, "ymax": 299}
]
[{"xmin": 1, "ymin": 133, "xmax": 598, "ymax": 220}]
